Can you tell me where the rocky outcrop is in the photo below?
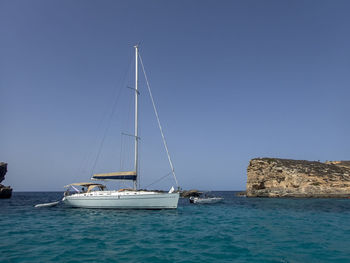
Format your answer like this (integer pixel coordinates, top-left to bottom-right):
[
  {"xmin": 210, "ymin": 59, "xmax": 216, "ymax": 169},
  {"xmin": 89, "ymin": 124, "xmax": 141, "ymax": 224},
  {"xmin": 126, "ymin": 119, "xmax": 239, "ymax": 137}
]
[
  {"xmin": 0, "ymin": 163, "xmax": 12, "ymax": 199},
  {"xmin": 325, "ymin": 161, "xmax": 350, "ymax": 169},
  {"xmin": 0, "ymin": 162, "xmax": 7, "ymax": 184},
  {"xmin": 180, "ymin": 190, "xmax": 202, "ymax": 198},
  {"xmin": 246, "ymin": 158, "xmax": 350, "ymax": 198}
]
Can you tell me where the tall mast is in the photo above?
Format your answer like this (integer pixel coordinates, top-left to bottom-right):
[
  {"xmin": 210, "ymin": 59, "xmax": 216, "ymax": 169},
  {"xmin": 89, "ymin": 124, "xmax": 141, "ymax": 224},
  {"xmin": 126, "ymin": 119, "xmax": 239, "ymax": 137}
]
[{"xmin": 133, "ymin": 45, "xmax": 139, "ymax": 190}]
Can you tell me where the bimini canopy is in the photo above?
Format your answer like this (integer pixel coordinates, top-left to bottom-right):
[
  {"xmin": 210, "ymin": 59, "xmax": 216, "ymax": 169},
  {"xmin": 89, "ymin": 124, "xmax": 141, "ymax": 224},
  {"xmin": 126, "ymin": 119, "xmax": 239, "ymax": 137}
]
[
  {"xmin": 64, "ymin": 182, "xmax": 106, "ymax": 192},
  {"xmin": 92, "ymin": 171, "xmax": 137, "ymax": 181},
  {"xmin": 64, "ymin": 182, "xmax": 106, "ymax": 188}
]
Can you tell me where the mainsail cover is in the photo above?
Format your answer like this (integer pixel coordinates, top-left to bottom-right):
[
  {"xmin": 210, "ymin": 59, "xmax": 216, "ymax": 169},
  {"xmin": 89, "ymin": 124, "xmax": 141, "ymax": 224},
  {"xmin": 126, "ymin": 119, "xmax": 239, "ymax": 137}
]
[{"xmin": 92, "ymin": 171, "xmax": 137, "ymax": 180}]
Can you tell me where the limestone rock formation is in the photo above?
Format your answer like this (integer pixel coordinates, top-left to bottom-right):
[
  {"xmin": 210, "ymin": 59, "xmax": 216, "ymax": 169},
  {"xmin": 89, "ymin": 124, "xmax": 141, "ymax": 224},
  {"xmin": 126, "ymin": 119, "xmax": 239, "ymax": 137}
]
[
  {"xmin": 0, "ymin": 162, "xmax": 12, "ymax": 198},
  {"xmin": 246, "ymin": 158, "xmax": 350, "ymax": 198}
]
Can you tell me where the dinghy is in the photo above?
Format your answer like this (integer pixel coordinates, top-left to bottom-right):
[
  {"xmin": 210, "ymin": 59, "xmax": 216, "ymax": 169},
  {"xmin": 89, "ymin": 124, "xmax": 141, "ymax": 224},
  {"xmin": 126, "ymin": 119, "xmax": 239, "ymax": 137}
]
[
  {"xmin": 189, "ymin": 196, "xmax": 223, "ymax": 204},
  {"xmin": 34, "ymin": 201, "xmax": 60, "ymax": 208}
]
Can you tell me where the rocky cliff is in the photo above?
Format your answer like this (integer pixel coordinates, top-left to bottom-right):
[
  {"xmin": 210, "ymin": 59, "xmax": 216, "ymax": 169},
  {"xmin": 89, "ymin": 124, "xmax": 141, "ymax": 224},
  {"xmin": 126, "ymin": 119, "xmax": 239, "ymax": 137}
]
[
  {"xmin": 0, "ymin": 162, "xmax": 12, "ymax": 198},
  {"xmin": 0, "ymin": 162, "xmax": 8, "ymax": 184},
  {"xmin": 246, "ymin": 158, "xmax": 350, "ymax": 198}
]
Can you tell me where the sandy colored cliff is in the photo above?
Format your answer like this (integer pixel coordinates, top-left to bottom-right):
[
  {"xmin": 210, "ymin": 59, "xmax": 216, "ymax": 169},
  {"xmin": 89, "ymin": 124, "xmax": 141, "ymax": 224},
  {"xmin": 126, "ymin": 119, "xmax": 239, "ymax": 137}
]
[{"xmin": 246, "ymin": 158, "xmax": 350, "ymax": 198}]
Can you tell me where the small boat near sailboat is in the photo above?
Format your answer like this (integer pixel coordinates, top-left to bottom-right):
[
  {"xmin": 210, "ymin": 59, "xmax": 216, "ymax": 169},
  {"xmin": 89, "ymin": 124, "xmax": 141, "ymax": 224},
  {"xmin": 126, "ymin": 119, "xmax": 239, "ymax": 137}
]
[
  {"xmin": 189, "ymin": 197, "xmax": 223, "ymax": 204},
  {"xmin": 189, "ymin": 192, "xmax": 223, "ymax": 204},
  {"xmin": 62, "ymin": 45, "xmax": 180, "ymax": 209}
]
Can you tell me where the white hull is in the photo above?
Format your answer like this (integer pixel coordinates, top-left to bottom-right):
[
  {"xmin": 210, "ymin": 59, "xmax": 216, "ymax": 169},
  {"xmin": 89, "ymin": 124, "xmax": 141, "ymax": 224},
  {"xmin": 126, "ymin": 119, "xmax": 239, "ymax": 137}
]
[{"xmin": 63, "ymin": 190, "xmax": 179, "ymax": 209}]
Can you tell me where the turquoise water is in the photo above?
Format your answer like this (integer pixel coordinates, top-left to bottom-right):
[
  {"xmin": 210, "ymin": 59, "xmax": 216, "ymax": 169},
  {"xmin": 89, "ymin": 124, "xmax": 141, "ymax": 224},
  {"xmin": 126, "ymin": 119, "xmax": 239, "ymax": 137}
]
[{"xmin": 1, "ymin": 192, "xmax": 350, "ymax": 262}]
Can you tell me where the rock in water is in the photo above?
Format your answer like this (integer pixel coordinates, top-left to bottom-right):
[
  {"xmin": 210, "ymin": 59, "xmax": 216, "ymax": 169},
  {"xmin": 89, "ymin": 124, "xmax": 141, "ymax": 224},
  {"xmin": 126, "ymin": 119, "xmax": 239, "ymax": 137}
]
[
  {"xmin": 246, "ymin": 158, "xmax": 350, "ymax": 198},
  {"xmin": 0, "ymin": 162, "xmax": 12, "ymax": 199}
]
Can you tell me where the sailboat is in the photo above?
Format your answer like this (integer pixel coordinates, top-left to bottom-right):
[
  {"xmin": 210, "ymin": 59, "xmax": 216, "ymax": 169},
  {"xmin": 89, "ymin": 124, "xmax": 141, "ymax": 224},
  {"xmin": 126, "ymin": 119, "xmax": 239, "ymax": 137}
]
[{"xmin": 62, "ymin": 45, "xmax": 180, "ymax": 209}]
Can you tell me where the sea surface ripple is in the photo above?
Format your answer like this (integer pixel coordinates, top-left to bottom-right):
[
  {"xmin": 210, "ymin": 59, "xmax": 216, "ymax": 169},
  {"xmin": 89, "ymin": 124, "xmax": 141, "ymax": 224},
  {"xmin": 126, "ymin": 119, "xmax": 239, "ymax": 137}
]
[{"xmin": 1, "ymin": 192, "xmax": 350, "ymax": 262}]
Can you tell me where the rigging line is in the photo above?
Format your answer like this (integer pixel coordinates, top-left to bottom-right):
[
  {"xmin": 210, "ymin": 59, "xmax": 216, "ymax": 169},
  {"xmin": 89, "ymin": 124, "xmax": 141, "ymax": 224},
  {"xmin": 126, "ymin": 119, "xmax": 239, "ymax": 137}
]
[
  {"xmin": 90, "ymin": 84, "xmax": 123, "ymax": 176},
  {"xmin": 90, "ymin": 54, "xmax": 134, "ymax": 176},
  {"xmin": 75, "ymin": 76, "xmax": 126, "ymax": 178},
  {"xmin": 120, "ymin": 92, "xmax": 134, "ymax": 171},
  {"xmin": 143, "ymin": 172, "xmax": 172, "ymax": 189},
  {"xmin": 76, "ymin": 93, "xmax": 117, "ymax": 178},
  {"xmin": 138, "ymin": 52, "xmax": 179, "ymax": 187}
]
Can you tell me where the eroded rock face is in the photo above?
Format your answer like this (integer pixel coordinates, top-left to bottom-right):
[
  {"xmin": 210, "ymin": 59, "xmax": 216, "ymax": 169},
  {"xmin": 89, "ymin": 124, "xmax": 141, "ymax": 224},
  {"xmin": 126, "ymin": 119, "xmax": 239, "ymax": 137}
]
[
  {"xmin": 0, "ymin": 162, "xmax": 12, "ymax": 198},
  {"xmin": 246, "ymin": 158, "xmax": 350, "ymax": 198},
  {"xmin": 0, "ymin": 162, "xmax": 8, "ymax": 184}
]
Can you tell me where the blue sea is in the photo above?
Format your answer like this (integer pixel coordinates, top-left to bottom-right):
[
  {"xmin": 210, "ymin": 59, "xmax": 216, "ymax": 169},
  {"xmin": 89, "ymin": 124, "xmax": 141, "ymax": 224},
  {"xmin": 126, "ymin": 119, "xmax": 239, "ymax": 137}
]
[{"xmin": 1, "ymin": 192, "xmax": 350, "ymax": 262}]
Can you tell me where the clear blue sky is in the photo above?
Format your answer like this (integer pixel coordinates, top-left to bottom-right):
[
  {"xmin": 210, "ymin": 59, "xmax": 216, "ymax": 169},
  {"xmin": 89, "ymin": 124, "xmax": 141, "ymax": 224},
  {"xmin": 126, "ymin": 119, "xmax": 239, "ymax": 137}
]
[{"xmin": 1, "ymin": 0, "xmax": 350, "ymax": 191}]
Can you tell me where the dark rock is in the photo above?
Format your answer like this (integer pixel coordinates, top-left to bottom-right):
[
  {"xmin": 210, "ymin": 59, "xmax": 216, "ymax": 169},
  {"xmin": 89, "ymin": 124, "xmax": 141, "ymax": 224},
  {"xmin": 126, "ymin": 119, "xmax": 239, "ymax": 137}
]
[
  {"xmin": 0, "ymin": 162, "xmax": 12, "ymax": 199},
  {"xmin": 180, "ymin": 189, "xmax": 203, "ymax": 198},
  {"xmin": 0, "ymin": 162, "xmax": 7, "ymax": 184},
  {"xmin": 0, "ymin": 185, "xmax": 12, "ymax": 198},
  {"xmin": 235, "ymin": 191, "xmax": 247, "ymax": 197}
]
